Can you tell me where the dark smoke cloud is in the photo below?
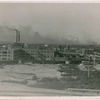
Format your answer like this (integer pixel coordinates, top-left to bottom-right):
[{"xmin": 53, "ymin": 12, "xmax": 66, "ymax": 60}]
[
  {"xmin": 0, "ymin": 3, "xmax": 100, "ymax": 44},
  {"xmin": 0, "ymin": 25, "xmax": 78, "ymax": 44}
]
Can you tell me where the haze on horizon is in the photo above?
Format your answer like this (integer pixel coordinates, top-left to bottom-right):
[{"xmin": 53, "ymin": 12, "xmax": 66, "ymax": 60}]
[{"xmin": 0, "ymin": 3, "xmax": 100, "ymax": 45}]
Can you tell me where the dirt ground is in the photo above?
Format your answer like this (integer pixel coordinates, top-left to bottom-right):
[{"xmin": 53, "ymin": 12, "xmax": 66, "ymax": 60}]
[
  {"xmin": 0, "ymin": 64, "xmax": 100, "ymax": 96},
  {"xmin": 0, "ymin": 64, "xmax": 65, "ymax": 96}
]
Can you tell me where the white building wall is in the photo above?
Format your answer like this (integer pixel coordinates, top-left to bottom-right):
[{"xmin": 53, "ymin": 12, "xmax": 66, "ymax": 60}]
[{"xmin": 0, "ymin": 49, "xmax": 14, "ymax": 61}]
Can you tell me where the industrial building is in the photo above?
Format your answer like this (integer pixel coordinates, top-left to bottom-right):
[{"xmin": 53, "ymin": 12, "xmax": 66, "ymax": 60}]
[
  {"xmin": 0, "ymin": 49, "xmax": 14, "ymax": 61},
  {"xmin": 0, "ymin": 28, "xmax": 20, "ymax": 62},
  {"xmin": 24, "ymin": 48, "xmax": 54, "ymax": 61},
  {"xmin": 0, "ymin": 43, "xmax": 14, "ymax": 61},
  {"xmin": 0, "ymin": 27, "xmax": 100, "ymax": 64}
]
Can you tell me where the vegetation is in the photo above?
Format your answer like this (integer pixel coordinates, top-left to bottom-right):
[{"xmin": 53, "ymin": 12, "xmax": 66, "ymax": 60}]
[
  {"xmin": 58, "ymin": 64, "xmax": 100, "ymax": 89},
  {"xmin": 58, "ymin": 64, "xmax": 81, "ymax": 77}
]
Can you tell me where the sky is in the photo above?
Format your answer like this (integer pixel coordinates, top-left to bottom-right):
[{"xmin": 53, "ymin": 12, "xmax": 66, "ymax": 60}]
[{"xmin": 0, "ymin": 3, "xmax": 100, "ymax": 44}]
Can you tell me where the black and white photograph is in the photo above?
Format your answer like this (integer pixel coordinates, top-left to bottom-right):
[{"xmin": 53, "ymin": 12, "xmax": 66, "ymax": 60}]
[{"xmin": 0, "ymin": 2, "xmax": 100, "ymax": 97}]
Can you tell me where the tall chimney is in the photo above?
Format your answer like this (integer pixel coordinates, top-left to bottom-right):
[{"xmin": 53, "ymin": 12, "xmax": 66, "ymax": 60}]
[{"xmin": 16, "ymin": 30, "xmax": 20, "ymax": 43}]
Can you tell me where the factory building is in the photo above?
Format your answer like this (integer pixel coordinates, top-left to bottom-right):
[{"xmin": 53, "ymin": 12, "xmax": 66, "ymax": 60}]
[
  {"xmin": 24, "ymin": 47, "xmax": 54, "ymax": 61},
  {"xmin": 0, "ymin": 44, "xmax": 14, "ymax": 61},
  {"xmin": 0, "ymin": 49, "xmax": 14, "ymax": 61}
]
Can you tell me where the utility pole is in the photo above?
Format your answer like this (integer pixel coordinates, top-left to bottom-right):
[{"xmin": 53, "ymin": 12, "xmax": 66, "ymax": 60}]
[
  {"xmin": 87, "ymin": 66, "xmax": 90, "ymax": 77},
  {"xmin": 93, "ymin": 57, "xmax": 96, "ymax": 67},
  {"xmin": 86, "ymin": 65, "xmax": 90, "ymax": 77}
]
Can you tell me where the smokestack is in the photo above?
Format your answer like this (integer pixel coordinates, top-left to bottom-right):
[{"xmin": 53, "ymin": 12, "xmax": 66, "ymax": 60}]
[{"xmin": 16, "ymin": 29, "xmax": 20, "ymax": 43}]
